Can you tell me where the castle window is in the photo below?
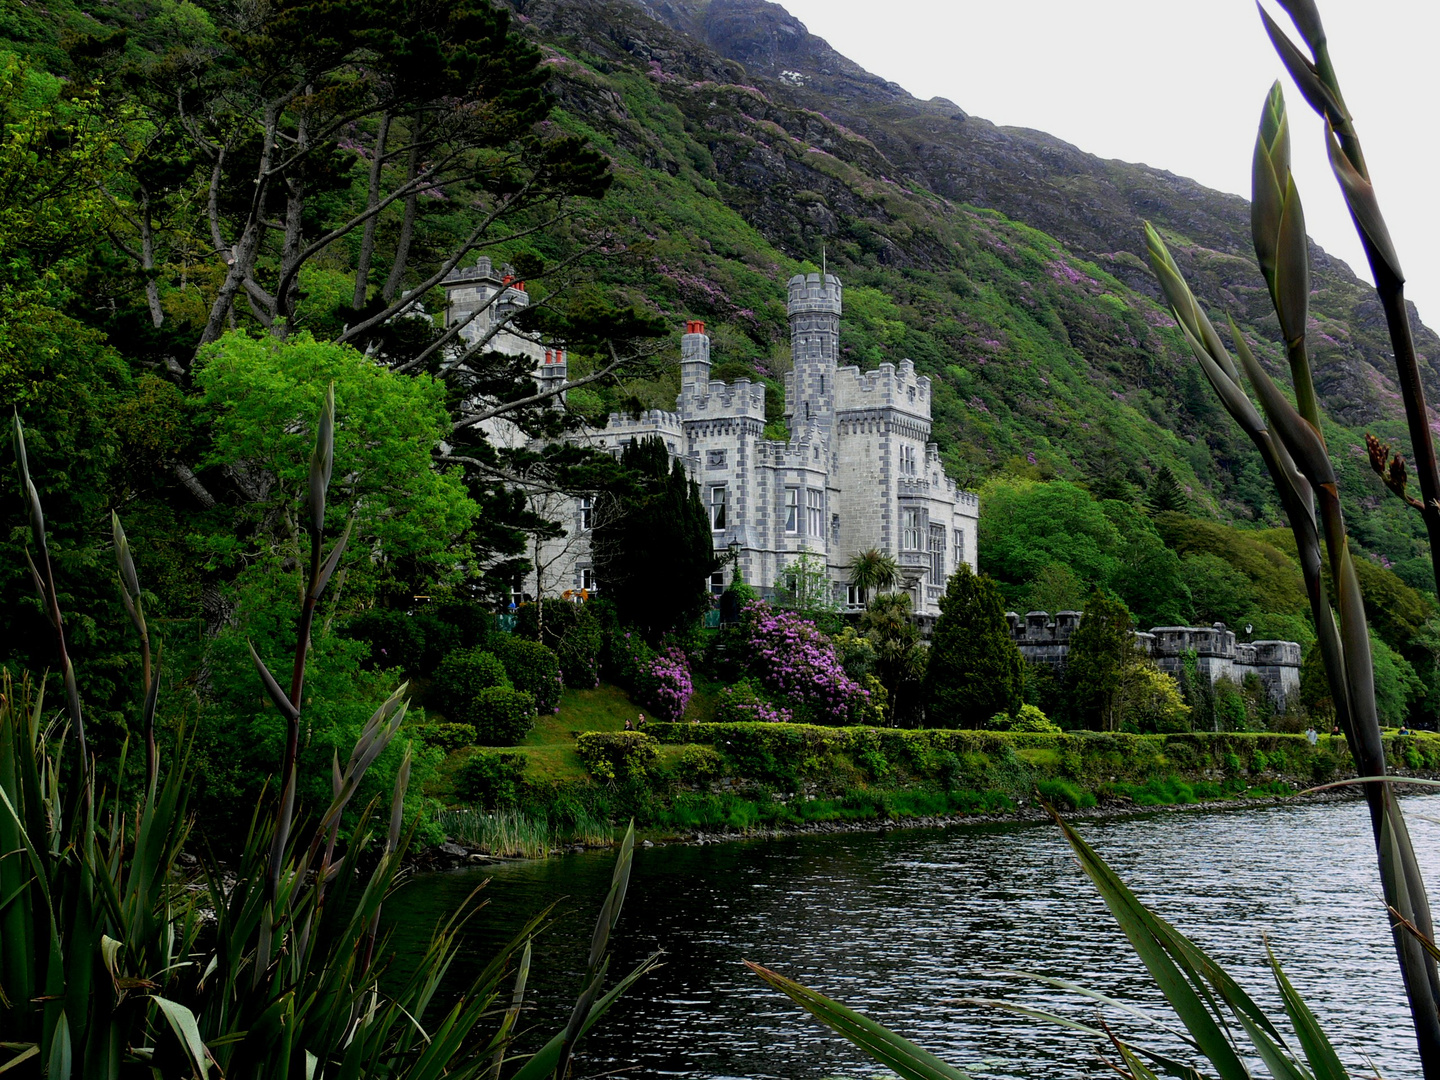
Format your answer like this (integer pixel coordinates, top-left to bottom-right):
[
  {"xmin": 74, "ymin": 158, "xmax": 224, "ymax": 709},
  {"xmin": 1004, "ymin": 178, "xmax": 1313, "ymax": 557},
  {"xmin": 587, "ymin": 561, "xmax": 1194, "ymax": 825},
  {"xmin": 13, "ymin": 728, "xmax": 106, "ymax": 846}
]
[
  {"xmin": 847, "ymin": 584, "xmax": 861, "ymax": 608},
  {"xmin": 710, "ymin": 570, "xmax": 726, "ymax": 595},
  {"xmin": 709, "ymin": 485, "xmax": 727, "ymax": 531},
  {"xmin": 929, "ymin": 523, "xmax": 946, "ymax": 583},
  {"xmin": 785, "ymin": 487, "xmax": 800, "ymax": 533},
  {"xmin": 580, "ymin": 567, "xmax": 595, "ymax": 592},
  {"xmin": 902, "ymin": 508, "xmax": 924, "ymax": 551},
  {"xmin": 899, "ymin": 444, "xmax": 917, "ymax": 476},
  {"xmin": 954, "ymin": 528, "xmax": 966, "ymax": 564},
  {"xmin": 579, "ymin": 495, "xmax": 593, "ymax": 531},
  {"xmin": 806, "ymin": 489, "xmax": 823, "ymax": 537},
  {"xmin": 820, "ymin": 375, "xmax": 825, "ymax": 395}
]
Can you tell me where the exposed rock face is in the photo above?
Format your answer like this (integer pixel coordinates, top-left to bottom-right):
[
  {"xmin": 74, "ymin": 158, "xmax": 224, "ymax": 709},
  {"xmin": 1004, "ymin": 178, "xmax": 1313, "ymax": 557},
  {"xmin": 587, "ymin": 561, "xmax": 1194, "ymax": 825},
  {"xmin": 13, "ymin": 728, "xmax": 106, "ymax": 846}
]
[{"xmin": 518, "ymin": 0, "xmax": 1439, "ymax": 427}]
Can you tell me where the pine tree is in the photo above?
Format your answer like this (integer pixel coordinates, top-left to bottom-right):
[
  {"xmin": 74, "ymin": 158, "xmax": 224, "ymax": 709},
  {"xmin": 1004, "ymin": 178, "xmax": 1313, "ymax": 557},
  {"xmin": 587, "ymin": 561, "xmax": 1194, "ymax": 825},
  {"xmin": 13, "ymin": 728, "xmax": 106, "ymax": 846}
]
[
  {"xmin": 1147, "ymin": 464, "xmax": 1187, "ymax": 514},
  {"xmin": 921, "ymin": 564, "xmax": 1023, "ymax": 725},
  {"xmin": 1066, "ymin": 589, "xmax": 1139, "ymax": 731},
  {"xmin": 592, "ymin": 436, "xmax": 718, "ymax": 641}
]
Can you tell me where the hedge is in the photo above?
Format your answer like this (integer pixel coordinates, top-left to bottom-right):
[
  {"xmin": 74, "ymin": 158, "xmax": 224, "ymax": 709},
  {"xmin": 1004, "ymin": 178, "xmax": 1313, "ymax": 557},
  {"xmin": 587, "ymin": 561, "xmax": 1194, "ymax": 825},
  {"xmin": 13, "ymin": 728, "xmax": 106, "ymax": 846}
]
[
  {"xmin": 575, "ymin": 731, "xmax": 660, "ymax": 782},
  {"xmin": 642, "ymin": 722, "xmax": 1408, "ymax": 787}
]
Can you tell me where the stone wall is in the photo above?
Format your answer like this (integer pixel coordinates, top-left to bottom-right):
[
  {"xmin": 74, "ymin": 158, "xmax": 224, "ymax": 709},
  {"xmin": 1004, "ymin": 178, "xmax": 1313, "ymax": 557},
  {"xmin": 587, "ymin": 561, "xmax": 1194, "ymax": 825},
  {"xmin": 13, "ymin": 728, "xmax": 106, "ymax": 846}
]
[{"xmin": 1007, "ymin": 611, "xmax": 1302, "ymax": 708}]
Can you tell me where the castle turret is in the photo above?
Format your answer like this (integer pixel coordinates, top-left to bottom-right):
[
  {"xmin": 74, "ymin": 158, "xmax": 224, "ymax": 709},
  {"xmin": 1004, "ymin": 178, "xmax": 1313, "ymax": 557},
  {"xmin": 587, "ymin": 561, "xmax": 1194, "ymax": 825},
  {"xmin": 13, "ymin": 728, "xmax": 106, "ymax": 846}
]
[
  {"xmin": 680, "ymin": 320, "xmax": 711, "ymax": 408},
  {"xmin": 786, "ymin": 272, "xmax": 842, "ymax": 438}
]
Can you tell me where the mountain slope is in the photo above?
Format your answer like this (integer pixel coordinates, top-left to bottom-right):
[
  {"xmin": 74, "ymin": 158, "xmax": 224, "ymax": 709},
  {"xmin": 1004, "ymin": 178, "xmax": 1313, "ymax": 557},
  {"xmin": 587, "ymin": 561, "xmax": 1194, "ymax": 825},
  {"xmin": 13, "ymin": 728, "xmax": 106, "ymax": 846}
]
[{"xmin": 507, "ymin": 0, "xmax": 1432, "ymax": 586}]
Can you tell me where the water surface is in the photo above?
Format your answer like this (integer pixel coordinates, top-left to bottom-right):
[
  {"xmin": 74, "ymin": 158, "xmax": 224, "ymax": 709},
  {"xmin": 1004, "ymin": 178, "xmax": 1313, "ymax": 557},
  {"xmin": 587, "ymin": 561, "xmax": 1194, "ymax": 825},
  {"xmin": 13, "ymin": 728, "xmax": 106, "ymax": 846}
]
[{"xmin": 387, "ymin": 799, "xmax": 1440, "ymax": 1078}]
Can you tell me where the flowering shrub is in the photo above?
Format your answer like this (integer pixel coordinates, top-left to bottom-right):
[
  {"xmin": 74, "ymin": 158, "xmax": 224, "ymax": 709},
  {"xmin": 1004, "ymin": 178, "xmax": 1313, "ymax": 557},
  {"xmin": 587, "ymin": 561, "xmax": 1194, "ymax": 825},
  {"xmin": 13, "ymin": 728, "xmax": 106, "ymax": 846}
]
[
  {"xmin": 739, "ymin": 602, "xmax": 868, "ymax": 725},
  {"xmin": 715, "ymin": 678, "xmax": 792, "ymax": 725},
  {"xmin": 605, "ymin": 628, "xmax": 656, "ymax": 689},
  {"xmin": 637, "ymin": 647, "xmax": 693, "ymax": 722}
]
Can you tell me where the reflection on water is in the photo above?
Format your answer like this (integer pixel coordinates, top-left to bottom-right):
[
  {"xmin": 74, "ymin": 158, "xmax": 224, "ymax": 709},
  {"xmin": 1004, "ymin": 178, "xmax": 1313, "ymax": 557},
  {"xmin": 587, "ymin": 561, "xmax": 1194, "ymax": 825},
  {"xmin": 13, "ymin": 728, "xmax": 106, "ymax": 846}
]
[{"xmin": 385, "ymin": 799, "xmax": 1440, "ymax": 1079}]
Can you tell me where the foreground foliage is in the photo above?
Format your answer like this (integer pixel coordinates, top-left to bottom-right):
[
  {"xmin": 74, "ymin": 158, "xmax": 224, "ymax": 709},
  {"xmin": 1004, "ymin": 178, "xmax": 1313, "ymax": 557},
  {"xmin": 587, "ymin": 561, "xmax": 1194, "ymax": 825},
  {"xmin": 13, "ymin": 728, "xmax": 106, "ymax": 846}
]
[{"xmin": 1, "ymin": 402, "xmax": 655, "ymax": 1075}]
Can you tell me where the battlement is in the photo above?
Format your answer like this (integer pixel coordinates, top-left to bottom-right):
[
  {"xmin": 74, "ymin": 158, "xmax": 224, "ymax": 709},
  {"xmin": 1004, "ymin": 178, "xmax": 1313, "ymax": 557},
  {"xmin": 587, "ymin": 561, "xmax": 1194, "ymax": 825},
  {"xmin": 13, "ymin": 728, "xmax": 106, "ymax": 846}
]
[
  {"xmin": 1007, "ymin": 614, "xmax": 1302, "ymax": 708},
  {"xmin": 834, "ymin": 360, "xmax": 932, "ymax": 416},
  {"xmin": 603, "ymin": 409, "xmax": 684, "ymax": 439},
  {"xmin": 787, "ymin": 272, "xmax": 843, "ymax": 315},
  {"xmin": 685, "ymin": 377, "xmax": 767, "ymax": 421}
]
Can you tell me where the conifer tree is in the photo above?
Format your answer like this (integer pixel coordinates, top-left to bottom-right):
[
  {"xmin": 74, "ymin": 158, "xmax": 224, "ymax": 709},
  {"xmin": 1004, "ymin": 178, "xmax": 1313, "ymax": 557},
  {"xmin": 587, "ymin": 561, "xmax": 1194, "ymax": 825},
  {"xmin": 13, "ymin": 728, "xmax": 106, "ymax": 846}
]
[
  {"xmin": 1066, "ymin": 589, "xmax": 1139, "ymax": 731},
  {"xmin": 922, "ymin": 564, "xmax": 1023, "ymax": 726},
  {"xmin": 1146, "ymin": 464, "xmax": 1187, "ymax": 514},
  {"xmin": 592, "ymin": 436, "xmax": 718, "ymax": 642}
]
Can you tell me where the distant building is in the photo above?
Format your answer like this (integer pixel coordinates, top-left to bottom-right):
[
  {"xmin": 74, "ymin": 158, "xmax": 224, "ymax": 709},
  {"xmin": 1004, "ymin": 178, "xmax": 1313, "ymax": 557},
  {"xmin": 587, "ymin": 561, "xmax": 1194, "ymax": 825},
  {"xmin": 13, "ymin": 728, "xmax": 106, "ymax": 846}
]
[
  {"xmin": 1009, "ymin": 611, "xmax": 1302, "ymax": 707},
  {"xmin": 443, "ymin": 265, "xmax": 980, "ymax": 615}
]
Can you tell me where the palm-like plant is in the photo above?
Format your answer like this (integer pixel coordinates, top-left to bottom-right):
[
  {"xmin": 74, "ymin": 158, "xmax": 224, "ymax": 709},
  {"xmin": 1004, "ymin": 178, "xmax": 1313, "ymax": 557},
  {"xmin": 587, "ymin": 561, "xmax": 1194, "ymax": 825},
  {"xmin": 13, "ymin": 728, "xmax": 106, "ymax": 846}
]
[{"xmin": 847, "ymin": 548, "xmax": 899, "ymax": 606}]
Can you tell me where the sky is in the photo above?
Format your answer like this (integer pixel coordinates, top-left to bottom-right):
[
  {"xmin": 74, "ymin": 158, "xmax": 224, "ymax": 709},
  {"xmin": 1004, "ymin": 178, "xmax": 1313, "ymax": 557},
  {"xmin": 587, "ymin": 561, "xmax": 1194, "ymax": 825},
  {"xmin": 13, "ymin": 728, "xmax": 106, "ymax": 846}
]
[{"xmin": 779, "ymin": 0, "xmax": 1440, "ymax": 326}]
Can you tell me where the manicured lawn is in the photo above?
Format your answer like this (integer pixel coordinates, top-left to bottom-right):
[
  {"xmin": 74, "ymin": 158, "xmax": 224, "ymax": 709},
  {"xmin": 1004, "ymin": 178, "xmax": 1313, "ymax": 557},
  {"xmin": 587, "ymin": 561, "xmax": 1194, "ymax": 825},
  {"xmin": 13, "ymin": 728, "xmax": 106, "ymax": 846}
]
[
  {"xmin": 525, "ymin": 683, "xmax": 645, "ymax": 745},
  {"xmin": 430, "ymin": 682, "xmax": 725, "ymax": 801}
]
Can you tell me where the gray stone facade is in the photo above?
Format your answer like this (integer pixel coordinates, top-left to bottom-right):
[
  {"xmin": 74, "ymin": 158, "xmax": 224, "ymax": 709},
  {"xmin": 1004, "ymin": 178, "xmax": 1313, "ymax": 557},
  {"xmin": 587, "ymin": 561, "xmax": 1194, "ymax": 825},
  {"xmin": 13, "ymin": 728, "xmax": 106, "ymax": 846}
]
[
  {"xmin": 1009, "ymin": 611, "xmax": 1302, "ymax": 708},
  {"xmin": 445, "ymin": 265, "xmax": 980, "ymax": 615}
]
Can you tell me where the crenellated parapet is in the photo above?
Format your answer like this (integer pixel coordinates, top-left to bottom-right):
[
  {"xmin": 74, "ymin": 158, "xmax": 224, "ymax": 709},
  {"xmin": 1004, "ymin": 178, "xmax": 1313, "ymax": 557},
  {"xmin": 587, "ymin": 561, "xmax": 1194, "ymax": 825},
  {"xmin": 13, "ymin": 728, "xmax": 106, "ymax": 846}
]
[
  {"xmin": 834, "ymin": 360, "xmax": 932, "ymax": 418},
  {"xmin": 786, "ymin": 271, "xmax": 843, "ymax": 315},
  {"xmin": 686, "ymin": 377, "xmax": 767, "ymax": 421},
  {"xmin": 1008, "ymin": 612, "xmax": 1302, "ymax": 708}
]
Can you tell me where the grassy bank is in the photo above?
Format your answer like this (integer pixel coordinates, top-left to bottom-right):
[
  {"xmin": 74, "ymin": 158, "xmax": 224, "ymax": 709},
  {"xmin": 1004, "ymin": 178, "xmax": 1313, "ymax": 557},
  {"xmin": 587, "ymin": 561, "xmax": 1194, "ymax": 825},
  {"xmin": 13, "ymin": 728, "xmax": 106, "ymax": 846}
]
[{"xmin": 423, "ymin": 685, "xmax": 1440, "ymax": 853}]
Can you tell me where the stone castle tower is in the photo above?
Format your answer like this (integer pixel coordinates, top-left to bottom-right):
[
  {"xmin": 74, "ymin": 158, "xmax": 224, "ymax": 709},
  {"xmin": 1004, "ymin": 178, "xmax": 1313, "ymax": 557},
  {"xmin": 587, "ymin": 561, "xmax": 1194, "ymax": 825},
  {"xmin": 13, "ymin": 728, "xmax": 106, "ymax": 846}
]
[
  {"xmin": 786, "ymin": 272, "xmax": 842, "ymax": 440},
  {"xmin": 445, "ymin": 265, "xmax": 980, "ymax": 615}
]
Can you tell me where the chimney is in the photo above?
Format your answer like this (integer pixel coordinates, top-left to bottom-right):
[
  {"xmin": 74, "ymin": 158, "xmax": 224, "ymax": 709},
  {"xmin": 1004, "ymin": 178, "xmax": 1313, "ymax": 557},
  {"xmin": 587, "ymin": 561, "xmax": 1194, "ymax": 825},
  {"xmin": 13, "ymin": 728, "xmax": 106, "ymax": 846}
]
[{"xmin": 680, "ymin": 320, "xmax": 711, "ymax": 402}]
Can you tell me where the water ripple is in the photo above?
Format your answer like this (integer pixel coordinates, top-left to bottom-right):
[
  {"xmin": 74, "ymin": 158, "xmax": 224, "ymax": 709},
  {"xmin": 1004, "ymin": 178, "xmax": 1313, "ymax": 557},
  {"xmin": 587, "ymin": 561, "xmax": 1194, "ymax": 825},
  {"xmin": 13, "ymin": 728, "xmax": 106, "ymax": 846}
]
[{"xmin": 387, "ymin": 798, "xmax": 1440, "ymax": 1079}]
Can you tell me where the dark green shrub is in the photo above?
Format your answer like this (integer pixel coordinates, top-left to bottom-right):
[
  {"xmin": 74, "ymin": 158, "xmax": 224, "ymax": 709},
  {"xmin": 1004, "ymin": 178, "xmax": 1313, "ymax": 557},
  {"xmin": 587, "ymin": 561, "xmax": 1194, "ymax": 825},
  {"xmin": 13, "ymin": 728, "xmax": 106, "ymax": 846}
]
[
  {"xmin": 515, "ymin": 599, "xmax": 603, "ymax": 690},
  {"xmin": 675, "ymin": 744, "xmax": 724, "ymax": 784},
  {"xmin": 1251, "ymin": 749, "xmax": 1269, "ymax": 774},
  {"xmin": 492, "ymin": 635, "xmax": 562, "ymax": 713},
  {"xmin": 429, "ymin": 648, "xmax": 508, "ymax": 721},
  {"xmin": 456, "ymin": 751, "xmax": 528, "ymax": 809},
  {"xmin": 417, "ymin": 723, "xmax": 477, "ymax": 752},
  {"xmin": 576, "ymin": 731, "xmax": 660, "ymax": 782},
  {"xmin": 469, "ymin": 687, "xmax": 536, "ymax": 746},
  {"xmin": 345, "ymin": 603, "xmax": 493, "ymax": 678}
]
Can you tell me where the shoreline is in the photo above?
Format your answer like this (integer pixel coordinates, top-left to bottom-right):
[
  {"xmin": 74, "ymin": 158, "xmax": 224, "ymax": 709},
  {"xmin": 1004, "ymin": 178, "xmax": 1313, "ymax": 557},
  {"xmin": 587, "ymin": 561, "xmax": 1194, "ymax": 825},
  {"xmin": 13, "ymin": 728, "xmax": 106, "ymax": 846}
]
[{"xmin": 416, "ymin": 784, "xmax": 1392, "ymax": 869}]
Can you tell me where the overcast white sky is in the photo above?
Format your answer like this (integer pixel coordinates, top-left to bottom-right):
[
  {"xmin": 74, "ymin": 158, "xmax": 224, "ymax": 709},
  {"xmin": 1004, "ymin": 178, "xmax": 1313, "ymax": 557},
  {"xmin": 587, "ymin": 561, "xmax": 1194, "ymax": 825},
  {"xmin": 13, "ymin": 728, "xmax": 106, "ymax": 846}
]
[{"xmin": 780, "ymin": 0, "xmax": 1440, "ymax": 326}]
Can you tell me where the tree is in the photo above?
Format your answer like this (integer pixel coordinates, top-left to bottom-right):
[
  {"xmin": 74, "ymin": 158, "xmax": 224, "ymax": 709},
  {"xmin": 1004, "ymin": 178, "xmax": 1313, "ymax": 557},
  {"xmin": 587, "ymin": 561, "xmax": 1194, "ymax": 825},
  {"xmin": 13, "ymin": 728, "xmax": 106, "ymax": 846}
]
[
  {"xmin": 591, "ymin": 436, "xmax": 717, "ymax": 642},
  {"xmin": 775, "ymin": 550, "xmax": 838, "ymax": 620},
  {"xmin": 847, "ymin": 548, "xmax": 898, "ymax": 605},
  {"xmin": 89, "ymin": 0, "xmax": 611, "ymax": 364},
  {"xmin": 922, "ymin": 564, "xmax": 1023, "ymax": 726},
  {"xmin": 1116, "ymin": 662, "xmax": 1191, "ymax": 733},
  {"xmin": 1066, "ymin": 589, "xmax": 1139, "ymax": 731},
  {"xmin": 1147, "ymin": 464, "xmax": 1188, "ymax": 514},
  {"xmin": 859, "ymin": 592, "xmax": 925, "ymax": 726},
  {"xmin": 193, "ymin": 331, "xmax": 478, "ymax": 602}
]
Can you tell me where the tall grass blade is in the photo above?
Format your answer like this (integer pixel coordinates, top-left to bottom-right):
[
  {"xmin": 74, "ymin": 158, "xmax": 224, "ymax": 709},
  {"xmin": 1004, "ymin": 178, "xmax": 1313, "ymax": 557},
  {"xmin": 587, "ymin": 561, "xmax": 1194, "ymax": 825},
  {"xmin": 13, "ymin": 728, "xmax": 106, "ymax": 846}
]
[{"xmin": 745, "ymin": 961, "xmax": 972, "ymax": 1080}]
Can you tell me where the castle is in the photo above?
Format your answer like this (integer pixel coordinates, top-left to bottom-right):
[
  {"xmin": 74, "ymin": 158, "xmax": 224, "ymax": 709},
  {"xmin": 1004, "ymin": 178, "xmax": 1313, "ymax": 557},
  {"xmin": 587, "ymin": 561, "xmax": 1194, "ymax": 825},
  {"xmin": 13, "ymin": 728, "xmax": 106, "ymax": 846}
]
[
  {"xmin": 1009, "ymin": 611, "xmax": 1303, "ymax": 707},
  {"xmin": 442, "ymin": 261, "xmax": 980, "ymax": 615}
]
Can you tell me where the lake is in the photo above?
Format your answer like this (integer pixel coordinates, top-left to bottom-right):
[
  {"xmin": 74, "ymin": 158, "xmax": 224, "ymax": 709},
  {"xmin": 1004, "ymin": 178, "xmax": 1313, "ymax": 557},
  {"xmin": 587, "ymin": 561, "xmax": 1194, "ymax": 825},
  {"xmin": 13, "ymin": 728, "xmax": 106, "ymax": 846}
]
[{"xmin": 387, "ymin": 798, "xmax": 1440, "ymax": 1078}]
